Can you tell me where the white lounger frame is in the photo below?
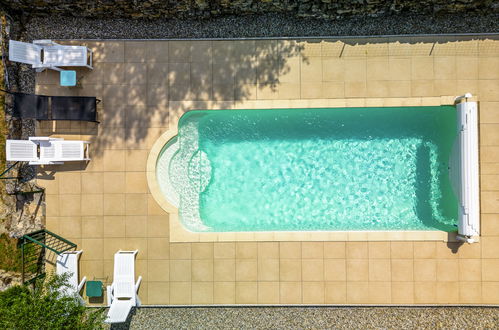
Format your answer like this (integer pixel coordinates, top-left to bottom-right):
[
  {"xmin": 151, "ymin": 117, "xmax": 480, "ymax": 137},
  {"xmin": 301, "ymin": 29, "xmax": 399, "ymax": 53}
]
[
  {"xmin": 9, "ymin": 39, "xmax": 93, "ymax": 71},
  {"xmin": 106, "ymin": 250, "xmax": 142, "ymax": 324},
  {"xmin": 455, "ymin": 98, "xmax": 480, "ymax": 242},
  {"xmin": 55, "ymin": 250, "xmax": 86, "ymax": 302}
]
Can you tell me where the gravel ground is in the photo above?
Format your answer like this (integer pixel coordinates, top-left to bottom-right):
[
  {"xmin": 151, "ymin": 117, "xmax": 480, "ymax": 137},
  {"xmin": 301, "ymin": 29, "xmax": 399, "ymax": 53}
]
[
  {"xmin": 106, "ymin": 307, "xmax": 499, "ymax": 329},
  {"xmin": 22, "ymin": 13, "xmax": 499, "ymax": 40}
]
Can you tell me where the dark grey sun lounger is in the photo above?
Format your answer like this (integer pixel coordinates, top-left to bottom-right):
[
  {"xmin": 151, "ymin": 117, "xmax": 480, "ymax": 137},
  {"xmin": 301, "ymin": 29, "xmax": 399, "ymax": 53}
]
[{"xmin": 5, "ymin": 91, "xmax": 99, "ymax": 123}]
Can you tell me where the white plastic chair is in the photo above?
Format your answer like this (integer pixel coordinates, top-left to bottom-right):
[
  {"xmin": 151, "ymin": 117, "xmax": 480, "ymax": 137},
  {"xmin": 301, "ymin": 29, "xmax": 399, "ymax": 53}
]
[
  {"xmin": 6, "ymin": 137, "xmax": 90, "ymax": 165},
  {"xmin": 106, "ymin": 250, "xmax": 142, "ymax": 324},
  {"xmin": 56, "ymin": 250, "xmax": 86, "ymax": 301},
  {"xmin": 9, "ymin": 40, "xmax": 93, "ymax": 71}
]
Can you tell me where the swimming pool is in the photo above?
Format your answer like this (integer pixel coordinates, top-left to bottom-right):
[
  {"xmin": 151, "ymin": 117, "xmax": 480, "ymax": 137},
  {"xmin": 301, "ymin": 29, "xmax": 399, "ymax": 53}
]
[{"xmin": 157, "ymin": 106, "xmax": 460, "ymax": 233}]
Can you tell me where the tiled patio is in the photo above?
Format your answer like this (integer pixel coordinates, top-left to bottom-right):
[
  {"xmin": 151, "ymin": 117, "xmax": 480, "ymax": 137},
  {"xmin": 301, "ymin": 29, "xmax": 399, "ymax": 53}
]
[{"xmin": 35, "ymin": 36, "xmax": 499, "ymax": 305}]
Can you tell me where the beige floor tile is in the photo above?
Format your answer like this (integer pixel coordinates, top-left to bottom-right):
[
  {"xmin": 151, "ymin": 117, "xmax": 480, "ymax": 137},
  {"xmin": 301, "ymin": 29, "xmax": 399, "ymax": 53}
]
[
  {"xmin": 458, "ymin": 259, "xmax": 481, "ymax": 282},
  {"xmin": 435, "ymin": 243, "xmax": 459, "ymax": 259},
  {"xmin": 80, "ymin": 259, "xmax": 104, "ymax": 284},
  {"xmin": 236, "ymin": 259, "xmax": 257, "ymax": 281},
  {"xmin": 147, "ymin": 63, "xmax": 169, "ymax": 85},
  {"xmin": 103, "ymin": 238, "xmax": 124, "ymax": 260},
  {"xmin": 482, "ymin": 214, "xmax": 499, "ymax": 236},
  {"xmin": 191, "ymin": 282, "xmax": 213, "ymax": 305},
  {"xmin": 235, "ymin": 282, "xmax": 257, "ymax": 304},
  {"xmin": 126, "ymin": 85, "xmax": 147, "ymax": 106},
  {"xmin": 436, "ymin": 282, "xmax": 459, "ymax": 304},
  {"xmin": 99, "ymin": 41, "xmax": 124, "ymax": 63},
  {"xmin": 257, "ymin": 282, "xmax": 280, "ymax": 304},
  {"xmin": 344, "ymin": 59, "xmax": 366, "ymax": 81},
  {"xmin": 391, "ymin": 259, "xmax": 413, "ymax": 282},
  {"xmin": 59, "ymin": 194, "xmax": 81, "ymax": 216},
  {"xmin": 124, "ymin": 41, "xmax": 147, "ymax": 63},
  {"xmin": 81, "ymin": 194, "xmax": 104, "ymax": 216},
  {"xmin": 125, "ymin": 193, "xmax": 148, "ymax": 215},
  {"xmin": 323, "ymin": 242, "xmax": 345, "ymax": 258},
  {"xmin": 280, "ymin": 281, "xmax": 302, "ymax": 304},
  {"xmin": 369, "ymin": 259, "xmax": 391, "ymax": 281},
  {"xmin": 103, "ymin": 172, "xmax": 125, "ymax": 194},
  {"xmin": 346, "ymin": 282, "xmax": 369, "ymax": 304},
  {"xmin": 136, "ymin": 259, "xmax": 148, "ymax": 282},
  {"xmin": 214, "ymin": 259, "xmax": 235, "ymax": 281},
  {"xmin": 459, "ymin": 282, "xmax": 482, "ymax": 304},
  {"xmin": 481, "ymin": 237, "xmax": 499, "ymax": 258},
  {"xmin": 482, "ymin": 192, "xmax": 499, "ymax": 213},
  {"xmin": 59, "ymin": 217, "xmax": 82, "ymax": 239},
  {"xmin": 81, "ymin": 238, "xmax": 104, "ymax": 260},
  {"xmin": 478, "ymin": 57, "xmax": 499, "ymax": 79},
  {"xmin": 147, "ymin": 238, "xmax": 169, "ymax": 260},
  {"xmin": 368, "ymin": 242, "xmax": 390, "ymax": 258},
  {"xmin": 236, "ymin": 242, "xmax": 258, "ymax": 259},
  {"xmin": 411, "ymin": 80, "xmax": 434, "ymax": 97},
  {"xmin": 103, "ymin": 216, "xmax": 125, "ymax": 238},
  {"xmin": 301, "ymin": 242, "xmax": 324, "ymax": 259},
  {"xmin": 279, "ymin": 259, "xmax": 301, "ymax": 282},
  {"xmin": 214, "ymin": 282, "xmax": 235, "ymax": 304},
  {"xmin": 214, "ymin": 242, "xmax": 236, "ymax": 259},
  {"xmin": 325, "ymin": 282, "xmax": 346, "ymax": 303},
  {"xmin": 434, "ymin": 57, "xmax": 456, "ymax": 80},
  {"xmin": 170, "ymin": 282, "xmax": 191, "ymax": 304},
  {"xmin": 390, "ymin": 242, "xmax": 413, "ymax": 259},
  {"xmin": 366, "ymin": 59, "xmax": 390, "ymax": 81},
  {"xmin": 100, "ymin": 63, "xmax": 125, "ymax": 84},
  {"xmin": 302, "ymin": 259, "xmax": 324, "ymax": 281},
  {"xmin": 170, "ymin": 243, "xmax": 191, "ymax": 259},
  {"xmin": 413, "ymin": 242, "xmax": 436, "ymax": 258},
  {"xmin": 323, "ymin": 57, "xmax": 344, "ymax": 81},
  {"xmin": 125, "ymin": 63, "xmax": 147, "ymax": 85},
  {"xmin": 346, "ymin": 242, "xmax": 368, "ymax": 259},
  {"xmin": 146, "ymin": 42, "xmax": 169, "ymax": 63},
  {"xmin": 81, "ymin": 172, "xmax": 103, "ymax": 194},
  {"xmin": 103, "ymin": 150, "xmax": 126, "ymax": 172},
  {"xmin": 169, "ymin": 41, "xmax": 191, "ymax": 62},
  {"xmin": 125, "ymin": 215, "xmax": 147, "ymax": 238},
  {"xmin": 125, "ymin": 150, "xmax": 149, "ymax": 172},
  {"xmin": 302, "ymin": 282, "xmax": 325, "ymax": 304},
  {"xmin": 391, "ymin": 282, "xmax": 414, "ymax": 304},
  {"xmin": 45, "ymin": 217, "xmax": 60, "ymax": 233},
  {"xmin": 147, "ymin": 215, "xmax": 169, "ymax": 238},
  {"xmin": 148, "ymin": 260, "xmax": 169, "ymax": 281},
  {"xmin": 103, "ymin": 194, "xmax": 125, "ymax": 216},
  {"xmin": 192, "ymin": 260, "xmax": 214, "ymax": 282},
  {"xmin": 414, "ymin": 282, "xmax": 436, "ymax": 303},
  {"xmin": 412, "ymin": 57, "xmax": 434, "ymax": 80},
  {"xmin": 279, "ymin": 242, "xmax": 301, "ymax": 259},
  {"xmin": 414, "ymin": 259, "xmax": 437, "ymax": 281},
  {"xmin": 457, "ymin": 243, "xmax": 481, "ymax": 259},
  {"xmin": 480, "ymin": 124, "xmax": 499, "ymax": 146},
  {"xmin": 45, "ymin": 195, "xmax": 60, "ymax": 217},
  {"xmin": 368, "ymin": 282, "xmax": 391, "ymax": 304},
  {"xmin": 81, "ymin": 216, "xmax": 103, "ymax": 238},
  {"xmin": 324, "ymin": 259, "xmax": 346, "ymax": 281},
  {"xmin": 147, "ymin": 282, "xmax": 169, "ymax": 304},
  {"xmin": 37, "ymin": 176, "xmax": 59, "ymax": 195},
  {"xmin": 367, "ymin": 80, "xmax": 390, "ymax": 97},
  {"xmin": 257, "ymin": 242, "xmax": 279, "ymax": 259},
  {"xmin": 482, "ymin": 282, "xmax": 499, "ymax": 304},
  {"xmin": 258, "ymin": 259, "xmax": 279, "ymax": 281},
  {"xmin": 125, "ymin": 172, "xmax": 148, "ymax": 194},
  {"xmin": 346, "ymin": 259, "xmax": 368, "ymax": 281},
  {"xmin": 482, "ymin": 259, "xmax": 499, "ymax": 281},
  {"xmin": 170, "ymin": 260, "xmax": 191, "ymax": 282},
  {"xmin": 191, "ymin": 243, "xmax": 213, "ymax": 259},
  {"xmin": 301, "ymin": 57, "xmax": 322, "ymax": 83},
  {"xmin": 436, "ymin": 259, "xmax": 459, "ymax": 282},
  {"xmin": 58, "ymin": 172, "xmax": 81, "ymax": 194}
]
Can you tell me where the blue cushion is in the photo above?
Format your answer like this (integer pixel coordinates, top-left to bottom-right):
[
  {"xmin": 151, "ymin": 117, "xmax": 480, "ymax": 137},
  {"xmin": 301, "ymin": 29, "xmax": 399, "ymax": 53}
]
[{"xmin": 60, "ymin": 70, "xmax": 77, "ymax": 86}]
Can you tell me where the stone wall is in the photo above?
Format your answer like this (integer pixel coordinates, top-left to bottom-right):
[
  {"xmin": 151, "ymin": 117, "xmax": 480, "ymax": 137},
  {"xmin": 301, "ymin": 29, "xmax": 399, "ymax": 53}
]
[{"xmin": 2, "ymin": 0, "xmax": 497, "ymax": 20}]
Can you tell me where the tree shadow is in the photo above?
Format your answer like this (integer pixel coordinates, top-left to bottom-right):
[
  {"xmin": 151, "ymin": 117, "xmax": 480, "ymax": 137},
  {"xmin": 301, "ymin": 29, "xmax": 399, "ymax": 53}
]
[{"xmin": 27, "ymin": 34, "xmax": 498, "ymax": 162}]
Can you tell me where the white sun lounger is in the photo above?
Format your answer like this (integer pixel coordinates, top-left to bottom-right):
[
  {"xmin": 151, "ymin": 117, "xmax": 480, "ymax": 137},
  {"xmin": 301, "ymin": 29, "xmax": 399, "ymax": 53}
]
[
  {"xmin": 6, "ymin": 137, "xmax": 90, "ymax": 165},
  {"xmin": 56, "ymin": 250, "xmax": 86, "ymax": 301},
  {"xmin": 106, "ymin": 250, "xmax": 142, "ymax": 324},
  {"xmin": 9, "ymin": 40, "xmax": 93, "ymax": 71}
]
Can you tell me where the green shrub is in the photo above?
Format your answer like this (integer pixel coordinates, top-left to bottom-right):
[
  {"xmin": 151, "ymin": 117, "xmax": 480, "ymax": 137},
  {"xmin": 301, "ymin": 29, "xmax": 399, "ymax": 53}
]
[{"xmin": 0, "ymin": 273, "xmax": 106, "ymax": 329}]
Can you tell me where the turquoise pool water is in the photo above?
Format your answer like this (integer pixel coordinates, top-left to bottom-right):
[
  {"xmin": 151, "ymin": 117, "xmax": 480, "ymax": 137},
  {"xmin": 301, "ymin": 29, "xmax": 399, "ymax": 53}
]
[{"xmin": 161, "ymin": 107, "xmax": 458, "ymax": 232}]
